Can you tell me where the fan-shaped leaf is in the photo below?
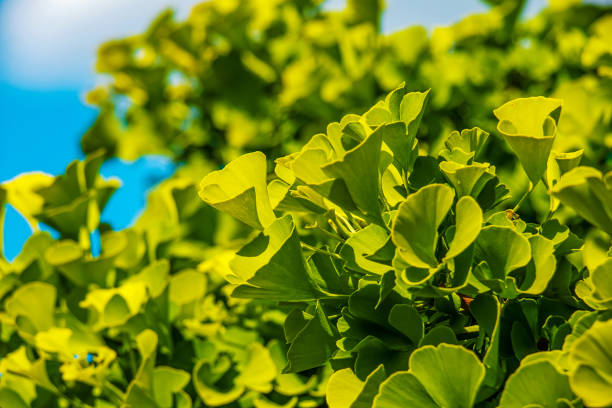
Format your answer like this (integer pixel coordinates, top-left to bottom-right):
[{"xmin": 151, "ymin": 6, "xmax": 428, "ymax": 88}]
[
  {"xmin": 494, "ymin": 97, "xmax": 562, "ymax": 184},
  {"xmin": 498, "ymin": 360, "xmax": 574, "ymax": 408},
  {"xmin": 373, "ymin": 344, "xmax": 485, "ymax": 408},
  {"xmin": 444, "ymin": 196, "xmax": 482, "ymax": 260},
  {"xmin": 551, "ymin": 167, "xmax": 612, "ymax": 234},
  {"xmin": 392, "ymin": 184, "xmax": 454, "ymax": 268},
  {"xmin": 568, "ymin": 319, "xmax": 612, "ymax": 407},
  {"xmin": 199, "ymin": 152, "xmax": 276, "ymax": 230}
]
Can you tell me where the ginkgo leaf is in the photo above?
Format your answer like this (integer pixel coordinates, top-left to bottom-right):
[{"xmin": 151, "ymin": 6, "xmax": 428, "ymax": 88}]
[
  {"xmin": 199, "ymin": 152, "xmax": 276, "ymax": 230},
  {"xmin": 494, "ymin": 97, "xmax": 562, "ymax": 185},
  {"xmin": 322, "ymin": 126, "xmax": 384, "ymax": 222},
  {"xmin": 1, "ymin": 172, "xmax": 53, "ymax": 229},
  {"xmin": 444, "ymin": 196, "xmax": 482, "ymax": 260},
  {"xmin": 5, "ymin": 282, "xmax": 56, "ymax": 336},
  {"xmin": 326, "ymin": 365, "xmax": 386, "ymax": 408},
  {"xmin": 475, "ymin": 226, "xmax": 531, "ymax": 281},
  {"xmin": 439, "ymin": 161, "xmax": 495, "ymax": 198},
  {"xmin": 392, "ymin": 184, "xmax": 454, "ymax": 268},
  {"xmin": 440, "ymin": 127, "xmax": 489, "ymax": 161},
  {"xmin": 568, "ymin": 320, "xmax": 612, "ymax": 408},
  {"xmin": 551, "ymin": 167, "xmax": 612, "ymax": 234},
  {"xmin": 498, "ymin": 360, "xmax": 574, "ymax": 408},
  {"xmin": 284, "ymin": 303, "xmax": 336, "ymax": 373},
  {"xmin": 230, "ymin": 215, "xmax": 323, "ymax": 301},
  {"xmin": 373, "ymin": 344, "xmax": 485, "ymax": 408}
]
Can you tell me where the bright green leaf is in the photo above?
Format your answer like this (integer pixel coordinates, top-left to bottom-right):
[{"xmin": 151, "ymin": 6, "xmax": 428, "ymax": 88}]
[
  {"xmin": 373, "ymin": 344, "xmax": 485, "ymax": 408},
  {"xmin": 285, "ymin": 303, "xmax": 336, "ymax": 373},
  {"xmin": 392, "ymin": 184, "xmax": 455, "ymax": 268},
  {"xmin": 498, "ymin": 360, "xmax": 574, "ymax": 408},
  {"xmin": 199, "ymin": 152, "xmax": 276, "ymax": 230},
  {"xmin": 231, "ymin": 215, "xmax": 322, "ymax": 301},
  {"xmin": 475, "ymin": 226, "xmax": 531, "ymax": 281},
  {"xmin": 568, "ymin": 319, "xmax": 612, "ymax": 407},
  {"xmin": 445, "ymin": 196, "xmax": 483, "ymax": 260},
  {"xmin": 494, "ymin": 97, "xmax": 562, "ymax": 184},
  {"xmin": 551, "ymin": 167, "xmax": 612, "ymax": 234}
]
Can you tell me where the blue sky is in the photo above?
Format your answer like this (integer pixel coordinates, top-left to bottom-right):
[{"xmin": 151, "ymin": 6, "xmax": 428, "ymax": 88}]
[{"xmin": 0, "ymin": 0, "xmax": 552, "ymax": 260}]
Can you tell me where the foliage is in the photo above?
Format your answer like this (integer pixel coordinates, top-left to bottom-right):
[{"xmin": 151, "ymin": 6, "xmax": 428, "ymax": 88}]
[
  {"xmin": 1, "ymin": 0, "xmax": 612, "ymax": 407},
  {"xmin": 83, "ymin": 0, "xmax": 612, "ymax": 182},
  {"xmin": 199, "ymin": 82, "xmax": 612, "ymax": 407}
]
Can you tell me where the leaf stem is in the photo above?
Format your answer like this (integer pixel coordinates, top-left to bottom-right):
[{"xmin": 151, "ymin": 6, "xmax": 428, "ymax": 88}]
[
  {"xmin": 512, "ymin": 181, "xmax": 534, "ymax": 213},
  {"xmin": 544, "ymin": 195, "xmax": 559, "ymax": 222},
  {"xmin": 543, "ymin": 208, "xmax": 555, "ymax": 223},
  {"xmin": 318, "ymin": 293, "xmax": 350, "ymax": 300},
  {"xmin": 463, "ymin": 324, "xmax": 480, "ymax": 333},
  {"xmin": 102, "ymin": 380, "xmax": 126, "ymax": 405},
  {"xmin": 337, "ymin": 214, "xmax": 356, "ymax": 234},
  {"xmin": 124, "ymin": 333, "xmax": 138, "ymax": 379},
  {"xmin": 326, "ymin": 214, "xmax": 351, "ymax": 239},
  {"xmin": 300, "ymin": 242, "xmax": 343, "ymax": 260},
  {"xmin": 401, "ymin": 170, "xmax": 411, "ymax": 193},
  {"xmin": 311, "ymin": 225, "xmax": 343, "ymax": 241}
]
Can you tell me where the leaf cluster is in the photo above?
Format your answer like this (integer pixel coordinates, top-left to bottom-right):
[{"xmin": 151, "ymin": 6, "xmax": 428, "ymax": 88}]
[
  {"xmin": 199, "ymin": 82, "xmax": 612, "ymax": 407},
  {"xmin": 1, "ymin": 0, "xmax": 612, "ymax": 407}
]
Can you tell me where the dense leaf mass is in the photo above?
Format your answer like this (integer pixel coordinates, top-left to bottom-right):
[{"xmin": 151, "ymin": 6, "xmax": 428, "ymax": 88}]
[{"xmin": 1, "ymin": 0, "xmax": 612, "ymax": 407}]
